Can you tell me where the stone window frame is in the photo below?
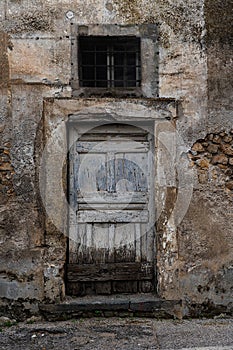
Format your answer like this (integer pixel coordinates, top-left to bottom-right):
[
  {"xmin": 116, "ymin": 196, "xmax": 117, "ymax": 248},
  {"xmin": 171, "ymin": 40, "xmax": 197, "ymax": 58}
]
[{"xmin": 71, "ymin": 24, "xmax": 159, "ymax": 98}]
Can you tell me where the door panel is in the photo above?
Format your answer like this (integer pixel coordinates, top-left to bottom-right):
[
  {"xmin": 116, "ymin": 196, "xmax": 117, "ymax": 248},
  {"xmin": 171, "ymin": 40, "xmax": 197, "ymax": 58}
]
[{"xmin": 67, "ymin": 123, "xmax": 155, "ymax": 296}]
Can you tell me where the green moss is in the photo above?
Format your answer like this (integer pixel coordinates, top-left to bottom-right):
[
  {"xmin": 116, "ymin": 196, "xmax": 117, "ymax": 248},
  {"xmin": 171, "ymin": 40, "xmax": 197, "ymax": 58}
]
[{"xmin": 3, "ymin": 320, "xmax": 17, "ymax": 328}]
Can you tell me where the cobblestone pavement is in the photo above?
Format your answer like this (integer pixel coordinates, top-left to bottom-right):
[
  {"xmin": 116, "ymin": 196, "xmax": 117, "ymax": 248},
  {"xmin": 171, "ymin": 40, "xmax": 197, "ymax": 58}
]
[{"xmin": 0, "ymin": 317, "xmax": 233, "ymax": 350}]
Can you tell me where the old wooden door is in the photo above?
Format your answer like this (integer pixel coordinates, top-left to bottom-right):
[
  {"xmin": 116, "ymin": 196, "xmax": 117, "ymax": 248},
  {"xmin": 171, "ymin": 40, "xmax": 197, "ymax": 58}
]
[{"xmin": 67, "ymin": 123, "xmax": 155, "ymax": 296}]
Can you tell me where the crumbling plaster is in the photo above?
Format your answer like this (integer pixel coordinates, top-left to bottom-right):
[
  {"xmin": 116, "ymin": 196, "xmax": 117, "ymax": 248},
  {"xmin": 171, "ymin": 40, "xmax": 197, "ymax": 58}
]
[{"xmin": 0, "ymin": 0, "xmax": 232, "ymax": 318}]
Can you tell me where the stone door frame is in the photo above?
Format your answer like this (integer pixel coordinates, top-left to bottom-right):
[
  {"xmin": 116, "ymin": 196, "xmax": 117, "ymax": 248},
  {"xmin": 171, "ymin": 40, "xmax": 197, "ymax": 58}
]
[{"xmin": 41, "ymin": 97, "xmax": 177, "ymax": 300}]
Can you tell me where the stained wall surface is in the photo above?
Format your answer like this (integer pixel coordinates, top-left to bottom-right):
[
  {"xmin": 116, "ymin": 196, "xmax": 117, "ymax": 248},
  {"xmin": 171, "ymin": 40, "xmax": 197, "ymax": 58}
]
[{"xmin": 0, "ymin": 0, "xmax": 232, "ymax": 318}]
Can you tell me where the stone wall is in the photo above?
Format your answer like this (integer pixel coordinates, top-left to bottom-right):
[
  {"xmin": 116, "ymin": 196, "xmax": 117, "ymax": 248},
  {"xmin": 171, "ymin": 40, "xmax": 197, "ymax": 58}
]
[
  {"xmin": 0, "ymin": 0, "xmax": 232, "ymax": 319},
  {"xmin": 190, "ymin": 132, "xmax": 233, "ymax": 191}
]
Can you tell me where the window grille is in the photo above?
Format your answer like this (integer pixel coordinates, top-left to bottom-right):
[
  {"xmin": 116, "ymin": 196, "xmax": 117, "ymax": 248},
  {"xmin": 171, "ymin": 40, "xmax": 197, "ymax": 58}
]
[{"xmin": 78, "ymin": 36, "xmax": 141, "ymax": 88}]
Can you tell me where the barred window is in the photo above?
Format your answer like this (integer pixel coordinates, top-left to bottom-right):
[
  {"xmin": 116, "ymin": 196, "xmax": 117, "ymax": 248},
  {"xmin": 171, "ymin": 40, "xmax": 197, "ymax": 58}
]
[{"xmin": 78, "ymin": 36, "xmax": 141, "ymax": 88}]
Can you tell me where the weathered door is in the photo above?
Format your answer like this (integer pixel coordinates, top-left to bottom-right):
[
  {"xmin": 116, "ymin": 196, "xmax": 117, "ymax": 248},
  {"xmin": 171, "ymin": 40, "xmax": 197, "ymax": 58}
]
[{"xmin": 67, "ymin": 123, "xmax": 155, "ymax": 295}]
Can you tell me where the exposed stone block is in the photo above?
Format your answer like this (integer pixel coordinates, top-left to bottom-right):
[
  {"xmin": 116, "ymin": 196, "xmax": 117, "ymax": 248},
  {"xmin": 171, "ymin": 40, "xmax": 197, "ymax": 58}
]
[
  {"xmin": 192, "ymin": 142, "xmax": 205, "ymax": 152},
  {"xmin": 226, "ymin": 181, "xmax": 233, "ymax": 190},
  {"xmin": 220, "ymin": 144, "xmax": 233, "ymax": 156},
  {"xmin": 196, "ymin": 158, "xmax": 210, "ymax": 168},
  {"xmin": 198, "ymin": 172, "xmax": 208, "ymax": 184},
  {"xmin": 211, "ymin": 154, "xmax": 228, "ymax": 165},
  {"xmin": 207, "ymin": 144, "xmax": 219, "ymax": 154},
  {"xmin": 212, "ymin": 135, "xmax": 222, "ymax": 144},
  {"xmin": 223, "ymin": 135, "xmax": 232, "ymax": 143},
  {"xmin": 189, "ymin": 131, "xmax": 233, "ymax": 194}
]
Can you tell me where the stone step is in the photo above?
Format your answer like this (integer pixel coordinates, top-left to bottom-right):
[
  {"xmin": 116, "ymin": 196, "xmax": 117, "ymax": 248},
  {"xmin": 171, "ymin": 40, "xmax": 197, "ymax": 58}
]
[{"xmin": 39, "ymin": 294, "xmax": 182, "ymax": 320}]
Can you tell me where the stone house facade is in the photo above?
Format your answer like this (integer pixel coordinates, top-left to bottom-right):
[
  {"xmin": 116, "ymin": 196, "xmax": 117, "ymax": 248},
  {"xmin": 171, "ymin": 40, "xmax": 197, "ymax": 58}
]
[{"xmin": 0, "ymin": 0, "xmax": 232, "ymax": 318}]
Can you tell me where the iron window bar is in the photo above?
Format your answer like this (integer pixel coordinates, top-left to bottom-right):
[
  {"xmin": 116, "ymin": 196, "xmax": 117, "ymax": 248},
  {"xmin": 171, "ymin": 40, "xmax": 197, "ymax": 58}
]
[{"xmin": 79, "ymin": 36, "xmax": 141, "ymax": 88}]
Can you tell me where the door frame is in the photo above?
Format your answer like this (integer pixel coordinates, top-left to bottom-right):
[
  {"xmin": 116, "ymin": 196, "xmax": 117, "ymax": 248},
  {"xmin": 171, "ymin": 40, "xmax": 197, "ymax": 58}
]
[{"xmin": 41, "ymin": 98, "xmax": 177, "ymax": 299}]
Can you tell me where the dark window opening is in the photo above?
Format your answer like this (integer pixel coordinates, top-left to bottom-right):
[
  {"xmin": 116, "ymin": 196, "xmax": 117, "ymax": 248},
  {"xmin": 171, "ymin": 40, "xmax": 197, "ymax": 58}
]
[{"xmin": 79, "ymin": 36, "xmax": 141, "ymax": 88}]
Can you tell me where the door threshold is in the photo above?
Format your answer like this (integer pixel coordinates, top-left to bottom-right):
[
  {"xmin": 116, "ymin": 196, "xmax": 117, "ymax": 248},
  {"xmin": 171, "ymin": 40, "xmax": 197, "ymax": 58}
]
[{"xmin": 39, "ymin": 294, "xmax": 182, "ymax": 320}]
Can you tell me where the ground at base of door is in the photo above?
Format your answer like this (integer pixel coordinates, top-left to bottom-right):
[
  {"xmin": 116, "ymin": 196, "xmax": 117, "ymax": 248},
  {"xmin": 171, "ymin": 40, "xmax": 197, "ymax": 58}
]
[{"xmin": 1, "ymin": 317, "xmax": 233, "ymax": 350}]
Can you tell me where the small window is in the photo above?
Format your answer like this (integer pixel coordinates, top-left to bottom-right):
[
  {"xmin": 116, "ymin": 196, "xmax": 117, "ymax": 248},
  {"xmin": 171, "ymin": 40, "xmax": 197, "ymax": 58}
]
[
  {"xmin": 71, "ymin": 24, "xmax": 158, "ymax": 97},
  {"xmin": 78, "ymin": 36, "xmax": 141, "ymax": 88}
]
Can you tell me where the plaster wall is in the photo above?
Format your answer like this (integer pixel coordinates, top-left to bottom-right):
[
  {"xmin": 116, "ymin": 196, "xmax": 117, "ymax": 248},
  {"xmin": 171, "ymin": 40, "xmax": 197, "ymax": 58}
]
[{"xmin": 0, "ymin": 0, "xmax": 232, "ymax": 318}]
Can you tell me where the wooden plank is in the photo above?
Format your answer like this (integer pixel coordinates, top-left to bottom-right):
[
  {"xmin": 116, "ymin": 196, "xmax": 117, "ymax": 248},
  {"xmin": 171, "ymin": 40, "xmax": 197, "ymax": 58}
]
[
  {"xmin": 125, "ymin": 152, "xmax": 148, "ymax": 192},
  {"xmin": 84, "ymin": 282, "xmax": 96, "ymax": 295},
  {"xmin": 78, "ymin": 153, "xmax": 106, "ymax": 192},
  {"xmin": 77, "ymin": 210, "xmax": 149, "ymax": 223},
  {"xmin": 76, "ymin": 141, "xmax": 149, "ymax": 153},
  {"xmin": 96, "ymin": 154, "xmax": 107, "ymax": 192},
  {"xmin": 78, "ymin": 192, "xmax": 148, "ymax": 204},
  {"xmin": 108, "ymin": 224, "xmax": 115, "ymax": 262},
  {"xmin": 141, "ymin": 223, "xmax": 149, "ymax": 262},
  {"xmin": 78, "ymin": 203, "xmax": 147, "ymax": 210},
  {"xmin": 114, "ymin": 223, "xmax": 135, "ymax": 262},
  {"xmin": 78, "ymin": 124, "xmax": 148, "ymax": 135},
  {"xmin": 95, "ymin": 281, "xmax": 112, "ymax": 295},
  {"xmin": 92, "ymin": 224, "xmax": 109, "ymax": 249},
  {"xmin": 139, "ymin": 281, "xmax": 154, "ymax": 293},
  {"xmin": 66, "ymin": 282, "xmax": 85, "ymax": 296},
  {"xmin": 69, "ymin": 223, "xmax": 85, "ymax": 264},
  {"xmin": 79, "ymin": 133, "xmax": 148, "ymax": 141},
  {"xmin": 115, "ymin": 154, "xmax": 125, "ymax": 192},
  {"xmin": 67, "ymin": 262, "xmax": 153, "ymax": 282},
  {"xmin": 112, "ymin": 281, "xmax": 138, "ymax": 293},
  {"xmin": 86, "ymin": 224, "xmax": 92, "ymax": 247},
  {"xmin": 69, "ymin": 224, "xmax": 79, "ymax": 264},
  {"xmin": 92, "ymin": 224, "xmax": 109, "ymax": 263},
  {"xmin": 74, "ymin": 223, "xmax": 86, "ymax": 263},
  {"xmin": 107, "ymin": 152, "xmax": 115, "ymax": 192},
  {"xmin": 135, "ymin": 223, "xmax": 141, "ymax": 262},
  {"xmin": 145, "ymin": 226, "xmax": 154, "ymax": 262},
  {"xmin": 86, "ymin": 224, "xmax": 93, "ymax": 263}
]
